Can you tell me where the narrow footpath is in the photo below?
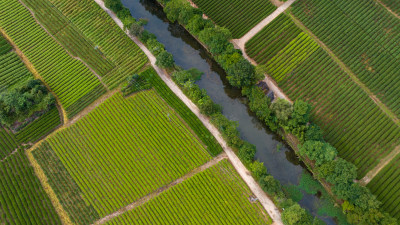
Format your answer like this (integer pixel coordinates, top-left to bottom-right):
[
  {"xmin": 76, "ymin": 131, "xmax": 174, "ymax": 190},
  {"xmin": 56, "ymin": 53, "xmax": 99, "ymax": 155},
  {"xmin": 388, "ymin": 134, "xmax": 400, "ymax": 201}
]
[{"xmin": 94, "ymin": 0, "xmax": 283, "ymax": 224}]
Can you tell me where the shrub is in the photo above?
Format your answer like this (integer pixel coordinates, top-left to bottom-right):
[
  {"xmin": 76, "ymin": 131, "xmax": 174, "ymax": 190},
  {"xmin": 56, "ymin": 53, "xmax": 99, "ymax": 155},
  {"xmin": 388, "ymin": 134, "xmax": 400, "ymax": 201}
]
[{"xmin": 156, "ymin": 51, "xmax": 174, "ymax": 68}]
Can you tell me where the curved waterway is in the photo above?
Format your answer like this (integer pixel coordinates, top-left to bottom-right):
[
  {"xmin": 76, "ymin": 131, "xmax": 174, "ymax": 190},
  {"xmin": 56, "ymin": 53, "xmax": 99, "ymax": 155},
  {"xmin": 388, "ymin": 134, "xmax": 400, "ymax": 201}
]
[{"xmin": 122, "ymin": 0, "xmax": 336, "ymax": 224}]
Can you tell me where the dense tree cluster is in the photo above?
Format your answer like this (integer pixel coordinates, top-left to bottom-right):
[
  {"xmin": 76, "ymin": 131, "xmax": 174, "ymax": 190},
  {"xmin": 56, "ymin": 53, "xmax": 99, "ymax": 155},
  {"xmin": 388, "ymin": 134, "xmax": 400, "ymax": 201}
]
[{"xmin": 0, "ymin": 79, "xmax": 55, "ymax": 128}]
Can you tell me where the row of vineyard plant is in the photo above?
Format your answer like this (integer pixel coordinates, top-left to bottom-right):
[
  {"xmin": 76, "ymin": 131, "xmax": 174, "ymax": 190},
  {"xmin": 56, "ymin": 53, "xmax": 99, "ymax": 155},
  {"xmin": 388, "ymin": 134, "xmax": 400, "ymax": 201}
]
[
  {"xmin": 43, "ymin": 0, "xmax": 148, "ymax": 89},
  {"xmin": 368, "ymin": 154, "xmax": 400, "ymax": 219},
  {"xmin": 380, "ymin": 0, "xmax": 400, "ymax": 15},
  {"xmin": 0, "ymin": 0, "xmax": 107, "ymax": 118},
  {"xmin": 192, "ymin": 0, "xmax": 276, "ymax": 38},
  {"xmin": 106, "ymin": 160, "xmax": 271, "ymax": 225},
  {"xmin": 142, "ymin": 67, "xmax": 223, "ymax": 156},
  {"xmin": 34, "ymin": 90, "xmax": 212, "ymax": 217},
  {"xmin": 292, "ymin": 0, "xmax": 400, "ymax": 117},
  {"xmin": 0, "ymin": 148, "xmax": 61, "ymax": 225},
  {"xmin": 245, "ymin": 14, "xmax": 400, "ymax": 177}
]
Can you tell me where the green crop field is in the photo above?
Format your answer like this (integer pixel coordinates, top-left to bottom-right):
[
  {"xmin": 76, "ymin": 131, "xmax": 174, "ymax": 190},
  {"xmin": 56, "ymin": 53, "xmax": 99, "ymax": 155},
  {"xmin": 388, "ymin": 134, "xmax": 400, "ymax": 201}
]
[
  {"xmin": 380, "ymin": 0, "xmax": 400, "ymax": 15},
  {"xmin": 33, "ymin": 90, "xmax": 212, "ymax": 218},
  {"xmin": 0, "ymin": 149, "xmax": 61, "ymax": 225},
  {"xmin": 0, "ymin": 0, "xmax": 107, "ymax": 118},
  {"xmin": 368, "ymin": 155, "xmax": 400, "ymax": 219},
  {"xmin": 292, "ymin": 0, "xmax": 400, "ymax": 118},
  {"xmin": 192, "ymin": 0, "xmax": 276, "ymax": 38},
  {"xmin": 40, "ymin": 0, "xmax": 148, "ymax": 88},
  {"xmin": 142, "ymin": 67, "xmax": 223, "ymax": 156},
  {"xmin": 245, "ymin": 14, "xmax": 400, "ymax": 177},
  {"xmin": 106, "ymin": 159, "xmax": 271, "ymax": 225},
  {"xmin": 0, "ymin": 34, "xmax": 60, "ymax": 160},
  {"xmin": 20, "ymin": 0, "xmax": 148, "ymax": 89}
]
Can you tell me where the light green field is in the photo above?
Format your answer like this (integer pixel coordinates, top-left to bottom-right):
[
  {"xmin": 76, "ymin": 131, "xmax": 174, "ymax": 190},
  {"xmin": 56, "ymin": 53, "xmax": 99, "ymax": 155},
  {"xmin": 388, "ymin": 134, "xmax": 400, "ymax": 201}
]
[
  {"xmin": 106, "ymin": 159, "xmax": 272, "ymax": 225},
  {"xmin": 34, "ymin": 90, "xmax": 212, "ymax": 217}
]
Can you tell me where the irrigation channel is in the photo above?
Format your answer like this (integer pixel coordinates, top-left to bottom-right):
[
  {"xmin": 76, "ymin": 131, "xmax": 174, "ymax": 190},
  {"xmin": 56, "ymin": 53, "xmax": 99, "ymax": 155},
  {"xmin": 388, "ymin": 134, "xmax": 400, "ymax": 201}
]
[{"xmin": 122, "ymin": 0, "xmax": 336, "ymax": 224}]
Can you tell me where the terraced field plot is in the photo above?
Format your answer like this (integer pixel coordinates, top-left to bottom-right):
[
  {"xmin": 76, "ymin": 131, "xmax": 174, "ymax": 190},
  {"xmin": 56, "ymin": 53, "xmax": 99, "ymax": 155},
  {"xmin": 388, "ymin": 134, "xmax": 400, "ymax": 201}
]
[
  {"xmin": 292, "ymin": 0, "xmax": 400, "ymax": 118},
  {"xmin": 368, "ymin": 154, "xmax": 400, "ymax": 220},
  {"xmin": 34, "ymin": 90, "xmax": 212, "ymax": 219},
  {"xmin": 192, "ymin": 0, "xmax": 276, "ymax": 38},
  {"xmin": 0, "ymin": 149, "xmax": 61, "ymax": 225},
  {"xmin": 245, "ymin": 14, "xmax": 400, "ymax": 177},
  {"xmin": 40, "ymin": 0, "xmax": 148, "ymax": 88},
  {"xmin": 106, "ymin": 159, "xmax": 271, "ymax": 225},
  {"xmin": 0, "ymin": 0, "xmax": 106, "ymax": 118},
  {"xmin": 0, "ymin": 34, "xmax": 60, "ymax": 159}
]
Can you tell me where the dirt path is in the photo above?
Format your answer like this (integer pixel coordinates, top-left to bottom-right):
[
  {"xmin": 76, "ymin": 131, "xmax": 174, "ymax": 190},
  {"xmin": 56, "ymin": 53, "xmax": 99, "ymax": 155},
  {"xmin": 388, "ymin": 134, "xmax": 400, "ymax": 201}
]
[
  {"xmin": 94, "ymin": 1, "xmax": 283, "ymax": 224},
  {"xmin": 232, "ymin": 0, "xmax": 297, "ymax": 49},
  {"xmin": 360, "ymin": 145, "xmax": 400, "ymax": 185},
  {"xmin": 290, "ymin": 15, "xmax": 400, "ymax": 126},
  {"xmin": 375, "ymin": 0, "xmax": 400, "ymax": 19},
  {"xmin": 93, "ymin": 153, "xmax": 228, "ymax": 225}
]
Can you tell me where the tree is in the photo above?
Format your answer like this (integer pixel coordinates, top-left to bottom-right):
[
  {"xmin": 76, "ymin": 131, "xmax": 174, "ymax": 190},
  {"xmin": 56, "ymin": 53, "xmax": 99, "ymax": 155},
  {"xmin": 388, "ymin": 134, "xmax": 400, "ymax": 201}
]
[
  {"xmin": 282, "ymin": 204, "xmax": 311, "ymax": 225},
  {"xmin": 156, "ymin": 51, "xmax": 174, "ymax": 68},
  {"xmin": 104, "ymin": 0, "xmax": 123, "ymax": 13},
  {"xmin": 320, "ymin": 158, "xmax": 357, "ymax": 185},
  {"xmin": 259, "ymin": 175, "xmax": 282, "ymax": 195},
  {"xmin": 147, "ymin": 38, "xmax": 165, "ymax": 56},
  {"xmin": 305, "ymin": 124, "xmax": 324, "ymax": 141},
  {"xmin": 197, "ymin": 96, "xmax": 221, "ymax": 116},
  {"xmin": 172, "ymin": 69, "xmax": 202, "ymax": 85},
  {"xmin": 299, "ymin": 141, "xmax": 337, "ymax": 166},
  {"xmin": 187, "ymin": 15, "xmax": 213, "ymax": 34},
  {"xmin": 238, "ymin": 141, "xmax": 256, "ymax": 164},
  {"xmin": 249, "ymin": 161, "xmax": 267, "ymax": 180},
  {"xmin": 226, "ymin": 58, "xmax": 259, "ymax": 88},
  {"xmin": 129, "ymin": 22, "xmax": 144, "ymax": 36},
  {"xmin": 270, "ymin": 98, "xmax": 293, "ymax": 126}
]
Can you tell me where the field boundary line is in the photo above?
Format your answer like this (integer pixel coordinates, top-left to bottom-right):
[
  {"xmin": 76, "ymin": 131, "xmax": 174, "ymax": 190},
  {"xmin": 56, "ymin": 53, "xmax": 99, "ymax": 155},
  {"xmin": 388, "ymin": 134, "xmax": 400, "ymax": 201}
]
[
  {"xmin": 26, "ymin": 145, "xmax": 73, "ymax": 225},
  {"xmin": 289, "ymin": 14, "xmax": 400, "ymax": 126},
  {"xmin": 232, "ymin": 0, "xmax": 297, "ymax": 50},
  {"xmin": 94, "ymin": 1, "xmax": 283, "ymax": 224},
  {"xmin": 359, "ymin": 145, "xmax": 400, "ymax": 185},
  {"xmin": 0, "ymin": 28, "xmax": 68, "ymax": 124},
  {"xmin": 17, "ymin": 0, "xmax": 109, "ymax": 90},
  {"xmin": 374, "ymin": 0, "xmax": 400, "ymax": 19},
  {"xmin": 93, "ymin": 153, "xmax": 228, "ymax": 225}
]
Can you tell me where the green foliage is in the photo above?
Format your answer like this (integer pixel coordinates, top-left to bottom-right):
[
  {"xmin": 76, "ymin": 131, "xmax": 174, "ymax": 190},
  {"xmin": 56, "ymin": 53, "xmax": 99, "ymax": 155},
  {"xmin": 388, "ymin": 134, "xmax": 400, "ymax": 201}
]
[
  {"xmin": 305, "ymin": 124, "xmax": 323, "ymax": 141},
  {"xmin": 104, "ymin": 0, "xmax": 123, "ymax": 12},
  {"xmin": 156, "ymin": 51, "xmax": 175, "ymax": 68},
  {"xmin": 288, "ymin": 100, "xmax": 311, "ymax": 141},
  {"xmin": 121, "ymin": 74, "xmax": 152, "ymax": 96},
  {"xmin": 186, "ymin": 15, "xmax": 213, "ymax": 34},
  {"xmin": 210, "ymin": 113, "xmax": 243, "ymax": 148},
  {"xmin": 299, "ymin": 141, "xmax": 337, "ymax": 166},
  {"xmin": 284, "ymin": 185, "xmax": 303, "ymax": 202},
  {"xmin": 259, "ymin": 175, "xmax": 282, "ymax": 195},
  {"xmin": 249, "ymin": 161, "xmax": 268, "ymax": 180},
  {"xmin": 282, "ymin": 204, "xmax": 311, "ymax": 225},
  {"xmin": 238, "ymin": 141, "xmax": 256, "ymax": 165},
  {"xmin": 299, "ymin": 172, "xmax": 323, "ymax": 195},
  {"xmin": 146, "ymin": 38, "xmax": 165, "ymax": 56},
  {"xmin": 0, "ymin": 79, "xmax": 55, "ymax": 128},
  {"xmin": 172, "ymin": 69, "xmax": 202, "ymax": 85},
  {"xmin": 320, "ymin": 158, "xmax": 357, "ymax": 186},
  {"xmin": 270, "ymin": 98, "xmax": 293, "ymax": 126},
  {"xmin": 225, "ymin": 58, "xmax": 260, "ymax": 88}
]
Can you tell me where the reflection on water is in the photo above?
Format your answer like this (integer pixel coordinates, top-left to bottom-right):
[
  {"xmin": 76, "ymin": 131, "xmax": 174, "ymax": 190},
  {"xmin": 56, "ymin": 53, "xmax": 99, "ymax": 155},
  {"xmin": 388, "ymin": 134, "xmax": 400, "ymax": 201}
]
[{"xmin": 122, "ymin": 0, "xmax": 336, "ymax": 223}]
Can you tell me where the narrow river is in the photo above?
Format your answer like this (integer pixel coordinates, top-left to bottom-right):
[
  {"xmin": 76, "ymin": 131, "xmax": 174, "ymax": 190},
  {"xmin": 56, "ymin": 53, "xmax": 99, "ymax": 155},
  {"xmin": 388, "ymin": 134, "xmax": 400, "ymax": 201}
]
[{"xmin": 122, "ymin": 0, "xmax": 336, "ymax": 223}]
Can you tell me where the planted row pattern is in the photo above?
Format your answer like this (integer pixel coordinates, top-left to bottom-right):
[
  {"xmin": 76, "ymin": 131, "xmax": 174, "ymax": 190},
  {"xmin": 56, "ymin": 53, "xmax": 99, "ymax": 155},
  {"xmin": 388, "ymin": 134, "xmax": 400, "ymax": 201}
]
[
  {"xmin": 192, "ymin": 0, "xmax": 276, "ymax": 38},
  {"xmin": 39, "ymin": 90, "xmax": 211, "ymax": 216},
  {"xmin": 292, "ymin": 0, "xmax": 400, "ymax": 117},
  {"xmin": 46, "ymin": 0, "xmax": 148, "ymax": 88},
  {"xmin": 245, "ymin": 14, "xmax": 400, "ymax": 177},
  {"xmin": 380, "ymin": 0, "xmax": 400, "ymax": 15},
  {"xmin": 0, "ymin": 0, "xmax": 106, "ymax": 118},
  {"xmin": 106, "ymin": 160, "xmax": 271, "ymax": 225},
  {"xmin": 0, "ymin": 149, "xmax": 61, "ymax": 224},
  {"xmin": 368, "ymin": 154, "xmax": 400, "ymax": 219},
  {"xmin": 142, "ymin": 67, "xmax": 223, "ymax": 156}
]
